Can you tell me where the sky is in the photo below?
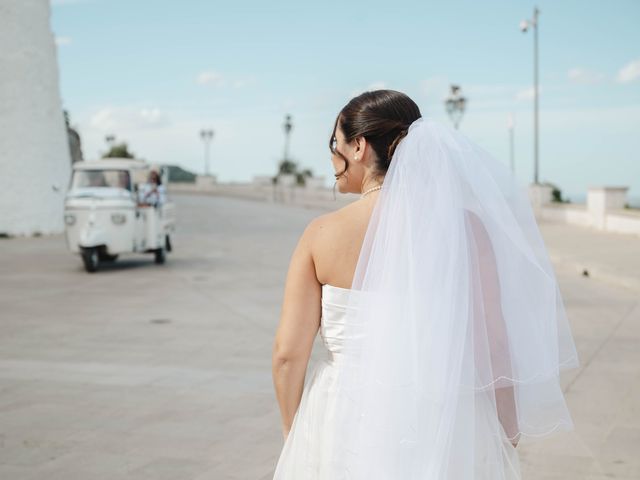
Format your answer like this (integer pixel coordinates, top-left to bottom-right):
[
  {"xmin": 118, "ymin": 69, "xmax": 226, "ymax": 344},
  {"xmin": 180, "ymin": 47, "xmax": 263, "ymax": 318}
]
[{"xmin": 50, "ymin": 0, "xmax": 640, "ymax": 203}]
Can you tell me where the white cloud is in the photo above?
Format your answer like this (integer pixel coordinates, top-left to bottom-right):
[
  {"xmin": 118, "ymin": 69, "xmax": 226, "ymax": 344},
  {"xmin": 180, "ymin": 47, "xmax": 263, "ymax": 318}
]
[
  {"xmin": 515, "ymin": 86, "xmax": 542, "ymax": 101},
  {"xmin": 616, "ymin": 58, "xmax": 640, "ymax": 84},
  {"xmin": 89, "ymin": 106, "xmax": 171, "ymax": 131},
  {"xmin": 139, "ymin": 108, "xmax": 167, "ymax": 125},
  {"xmin": 55, "ymin": 36, "xmax": 72, "ymax": 46},
  {"xmin": 567, "ymin": 67, "xmax": 605, "ymax": 85},
  {"xmin": 196, "ymin": 71, "xmax": 225, "ymax": 87}
]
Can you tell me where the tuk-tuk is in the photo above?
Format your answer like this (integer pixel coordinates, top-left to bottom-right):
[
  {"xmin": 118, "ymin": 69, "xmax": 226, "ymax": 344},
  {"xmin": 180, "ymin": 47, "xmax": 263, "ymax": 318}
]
[{"xmin": 64, "ymin": 158, "xmax": 176, "ymax": 272}]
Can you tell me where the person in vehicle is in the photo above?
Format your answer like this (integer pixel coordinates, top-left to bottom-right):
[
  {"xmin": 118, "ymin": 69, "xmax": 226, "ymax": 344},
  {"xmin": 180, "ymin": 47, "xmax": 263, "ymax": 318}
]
[{"xmin": 138, "ymin": 170, "xmax": 166, "ymax": 207}]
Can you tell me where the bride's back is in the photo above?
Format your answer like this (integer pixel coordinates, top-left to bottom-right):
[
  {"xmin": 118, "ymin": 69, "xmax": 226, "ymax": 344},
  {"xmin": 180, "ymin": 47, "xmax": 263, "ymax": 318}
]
[{"xmin": 311, "ymin": 198, "xmax": 377, "ymax": 290}]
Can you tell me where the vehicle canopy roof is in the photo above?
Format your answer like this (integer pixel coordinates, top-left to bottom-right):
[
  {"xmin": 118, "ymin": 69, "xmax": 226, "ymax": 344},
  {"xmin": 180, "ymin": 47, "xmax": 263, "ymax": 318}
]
[{"xmin": 73, "ymin": 158, "xmax": 150, "ymax": 171}]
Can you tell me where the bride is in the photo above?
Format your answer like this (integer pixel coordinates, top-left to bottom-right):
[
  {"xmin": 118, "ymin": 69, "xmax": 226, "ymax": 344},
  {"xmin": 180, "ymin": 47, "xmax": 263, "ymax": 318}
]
[{"xmin": 271, "ymin": 90, "xmax": 580, "ymax": 479}]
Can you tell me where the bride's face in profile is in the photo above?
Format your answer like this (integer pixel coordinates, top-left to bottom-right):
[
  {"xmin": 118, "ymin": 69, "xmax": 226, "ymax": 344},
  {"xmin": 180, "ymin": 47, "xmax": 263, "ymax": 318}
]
[{"xmin": 330, "ymin": 122, "xmax": 369, "ymax": 194}]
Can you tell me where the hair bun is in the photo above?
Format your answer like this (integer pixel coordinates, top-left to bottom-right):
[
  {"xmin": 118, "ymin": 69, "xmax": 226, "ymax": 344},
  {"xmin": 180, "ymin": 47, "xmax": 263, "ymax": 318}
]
[{"xmin": 387, "ymin": 127, "xmax": 409, "ymax": 163}]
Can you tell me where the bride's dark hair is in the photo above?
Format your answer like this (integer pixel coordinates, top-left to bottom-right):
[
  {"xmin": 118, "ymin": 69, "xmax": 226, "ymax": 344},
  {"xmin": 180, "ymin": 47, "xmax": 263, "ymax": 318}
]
[{"xmin": 330, "ymin": 89, "xmax": 422, "ymax": 181}]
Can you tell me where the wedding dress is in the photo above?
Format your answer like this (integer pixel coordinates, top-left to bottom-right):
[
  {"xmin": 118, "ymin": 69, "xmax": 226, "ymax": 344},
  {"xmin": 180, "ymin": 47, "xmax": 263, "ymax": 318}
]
[
  {"xmin": 273, "ymin": 284, "xmax": 522, "ymax": 479},
  {"xmin": 272, "ymin": 117, "xmax": 579, "ymax": 479},
  {"xmin": 273, "ymin": 283, "xmax": 364, "ymax": 478}
]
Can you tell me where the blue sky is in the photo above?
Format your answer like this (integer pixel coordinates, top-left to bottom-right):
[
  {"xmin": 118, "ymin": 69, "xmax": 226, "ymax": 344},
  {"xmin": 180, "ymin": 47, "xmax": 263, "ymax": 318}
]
[{"xmin": 51, "ymin": 0, "xmax": 640, "ymax": 202}]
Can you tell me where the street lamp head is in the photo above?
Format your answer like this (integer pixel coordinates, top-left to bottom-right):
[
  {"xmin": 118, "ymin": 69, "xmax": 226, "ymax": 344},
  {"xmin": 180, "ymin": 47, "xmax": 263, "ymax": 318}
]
[
  {"xmin": 520, "ymin": 20, "xmax": 529, "ymax": 33},
  {"xmin": 444, "ymin": 85, "xmax": 467, "ymax": 129},
  {"xmin": 283, "ymin": 114, "xmax": 293, "ymax": 134},
  {"xmin": 200, "ymin": 129, "xmax": 214, "ymax": 140}
]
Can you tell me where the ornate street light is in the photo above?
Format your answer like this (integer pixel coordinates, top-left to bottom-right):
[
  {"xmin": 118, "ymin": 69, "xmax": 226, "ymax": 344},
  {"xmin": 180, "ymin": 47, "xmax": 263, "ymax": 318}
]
[
  {"xmin": 199, "ymin": 129, "xmax": 214, "ymax": 176},
  {"xmin": 282, "ymin": 114, "xmax": 293, "ymax": 163},
  {"xmin": 520, "ymin": 6, "xmax": 540, "ymax": 184},
  {"xmin": 444, "ymin": 85, "xmax": 466, "ymax": 129}
]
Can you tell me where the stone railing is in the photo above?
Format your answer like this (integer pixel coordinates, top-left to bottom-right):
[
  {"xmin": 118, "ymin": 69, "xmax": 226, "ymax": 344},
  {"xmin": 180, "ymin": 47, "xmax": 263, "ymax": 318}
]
[
  {"xmin": 168, "ymin": 174, "xmax": 358, "ymax": 211},
  {"xmin": 169, "ymin": 177, "xmax": 640, "ymax": 236},
  {"xmin": 529, "ymin": 184, "xmax": 640, "ymax": 236}
]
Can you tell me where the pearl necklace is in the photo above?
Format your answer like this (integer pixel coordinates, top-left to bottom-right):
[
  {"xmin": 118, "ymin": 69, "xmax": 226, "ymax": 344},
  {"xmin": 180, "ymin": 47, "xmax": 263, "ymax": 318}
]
[{"xmin": 361, "ymin": 185, "xmax": 382, "ymax": 198}]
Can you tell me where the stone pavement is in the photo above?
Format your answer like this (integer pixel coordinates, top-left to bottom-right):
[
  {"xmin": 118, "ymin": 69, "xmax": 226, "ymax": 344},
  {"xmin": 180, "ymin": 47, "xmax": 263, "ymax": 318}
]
[
  {"xmin": 0, "ymin": 193, "xmax": 638, "ymax": 479},
  {"xmin": 516, "ymin": 222, "xmax": 640, "ymax": 479}
]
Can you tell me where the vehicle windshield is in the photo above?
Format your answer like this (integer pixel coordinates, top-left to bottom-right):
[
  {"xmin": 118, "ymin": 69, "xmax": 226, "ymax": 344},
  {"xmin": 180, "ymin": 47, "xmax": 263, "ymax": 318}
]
[{"xmin": 71, "ymin": 170, "xmax": 131, "ymax": 191}]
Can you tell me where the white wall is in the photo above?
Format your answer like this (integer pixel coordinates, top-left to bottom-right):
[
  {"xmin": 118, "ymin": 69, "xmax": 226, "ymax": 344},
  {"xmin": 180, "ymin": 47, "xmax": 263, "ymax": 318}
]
[{"xmin": 0, "ymin": 0, "xmax": 71, "ymax": 236}]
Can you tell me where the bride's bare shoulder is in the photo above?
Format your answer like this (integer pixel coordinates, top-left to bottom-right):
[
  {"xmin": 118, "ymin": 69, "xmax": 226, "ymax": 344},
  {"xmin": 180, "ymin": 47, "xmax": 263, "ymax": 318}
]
[{"xmin": 303, "ymin": 201, "xmax": 366, "ymax": 245}]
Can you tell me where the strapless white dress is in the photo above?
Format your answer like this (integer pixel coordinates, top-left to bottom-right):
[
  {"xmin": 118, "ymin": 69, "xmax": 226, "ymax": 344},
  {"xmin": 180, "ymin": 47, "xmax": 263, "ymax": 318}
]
[
  {"xmin": 272, "ymin": 284, "xmax": 360, "ymax": 479},
  {"xmin": 272, "ymin": 284, "xmax": 522, "ymax": 479}
]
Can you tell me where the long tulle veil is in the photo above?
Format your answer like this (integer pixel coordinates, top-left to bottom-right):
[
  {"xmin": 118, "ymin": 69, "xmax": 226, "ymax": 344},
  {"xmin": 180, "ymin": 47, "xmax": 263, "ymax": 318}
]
[{"xmin": 329, "ymin": 117, "xmax": 580, "ymax": 478}]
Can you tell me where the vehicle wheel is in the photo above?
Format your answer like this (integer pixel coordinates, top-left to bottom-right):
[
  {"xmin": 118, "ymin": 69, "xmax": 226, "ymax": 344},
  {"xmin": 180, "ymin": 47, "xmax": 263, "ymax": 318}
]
[
  {"xmin": 165, "ymin": 235, "xmax": 172, "ymax": 252},
  {"xmin": 98, "ymin": 252, "xmax": 119, "ymax": 262},
  {"xmin": 154, "ymin": 247, "xmax": 166, "ymax": 264},
  {"xmin": 82, "ymin": 248, "xmax": 99, "ymax": 273}
]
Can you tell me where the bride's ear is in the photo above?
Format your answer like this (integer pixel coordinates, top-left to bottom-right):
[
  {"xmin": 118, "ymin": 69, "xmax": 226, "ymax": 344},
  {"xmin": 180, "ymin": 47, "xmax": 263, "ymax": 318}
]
[{"xmin": 353, "ymin": 136, "xmax": 368, "ymax": 163}]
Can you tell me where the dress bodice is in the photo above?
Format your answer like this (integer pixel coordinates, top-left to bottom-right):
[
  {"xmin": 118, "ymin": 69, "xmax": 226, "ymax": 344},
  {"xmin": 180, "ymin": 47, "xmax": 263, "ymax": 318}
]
[{"xmin": 320, "ymin": 284, "xmax": 362, "ymax": 361}]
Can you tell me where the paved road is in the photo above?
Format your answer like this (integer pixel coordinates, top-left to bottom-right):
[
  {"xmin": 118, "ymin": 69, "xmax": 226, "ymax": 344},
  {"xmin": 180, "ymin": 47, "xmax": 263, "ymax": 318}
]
[{"xmin": 0, "ymin": 193, "xmax": 638, "ymax": 479}]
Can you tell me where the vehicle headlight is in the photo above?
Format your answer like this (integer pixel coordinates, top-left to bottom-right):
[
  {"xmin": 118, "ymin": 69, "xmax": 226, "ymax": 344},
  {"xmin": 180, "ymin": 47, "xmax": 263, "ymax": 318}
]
[
  {"xmin": 111, "ymin": 213, "xmax": 127, "ymax": 225},
  {"xmin": 64, "ymin": 213, "xmax": 76, "ymax": 226}
]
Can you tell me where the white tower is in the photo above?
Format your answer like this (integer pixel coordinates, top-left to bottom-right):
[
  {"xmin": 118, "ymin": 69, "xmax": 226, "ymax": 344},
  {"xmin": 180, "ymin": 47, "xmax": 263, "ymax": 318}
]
[{"xmin": 0, "ymin": 0, "xmax": 72, "ymax": 236}]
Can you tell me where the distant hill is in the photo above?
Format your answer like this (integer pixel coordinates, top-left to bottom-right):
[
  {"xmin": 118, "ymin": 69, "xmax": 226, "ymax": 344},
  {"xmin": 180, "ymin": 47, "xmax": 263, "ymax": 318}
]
[{"xmin": 167, "ymin": 165, "xmax": 197, "ymax": 183}]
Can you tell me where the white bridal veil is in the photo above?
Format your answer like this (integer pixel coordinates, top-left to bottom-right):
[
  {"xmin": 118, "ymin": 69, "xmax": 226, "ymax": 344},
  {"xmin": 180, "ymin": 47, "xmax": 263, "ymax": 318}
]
[{"xmin": 329, "ymin": 117, "xmax": 580, "ymax": 479}]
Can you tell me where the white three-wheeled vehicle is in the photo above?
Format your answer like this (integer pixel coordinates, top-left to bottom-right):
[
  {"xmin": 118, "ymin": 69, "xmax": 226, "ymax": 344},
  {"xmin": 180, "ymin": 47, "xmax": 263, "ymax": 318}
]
[{"xmin": 64, "ymin": 158, "xmax": 176, "ymax": 272}]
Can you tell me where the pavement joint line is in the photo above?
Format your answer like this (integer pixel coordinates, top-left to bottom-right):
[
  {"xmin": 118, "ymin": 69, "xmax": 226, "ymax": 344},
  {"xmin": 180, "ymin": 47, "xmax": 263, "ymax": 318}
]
[{"xmin": 563, "ymin": 299, "xmax": 639, "ymax": 394}]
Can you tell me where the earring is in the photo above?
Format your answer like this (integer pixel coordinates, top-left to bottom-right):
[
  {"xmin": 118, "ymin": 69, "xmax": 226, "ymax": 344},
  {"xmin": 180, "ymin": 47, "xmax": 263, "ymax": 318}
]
[{"xmin": 354, "ymin": 155, "xmax": 359, "ymax": 161}]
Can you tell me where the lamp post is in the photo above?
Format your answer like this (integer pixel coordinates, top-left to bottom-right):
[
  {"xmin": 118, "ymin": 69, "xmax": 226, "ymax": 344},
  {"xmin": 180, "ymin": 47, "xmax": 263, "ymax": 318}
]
[
  {"xmin": 444, "ymin": 85, "xmax": 466, "ymax": 129},
  {"xmin": 520, "ymin": 6, "xmax": 540, "ymax": 184},
  {"xmin": 199, "ymin": 129, "xmax": 214, "ymax": 176},
  {"xmin": 282, "ymin": 114, "xmax": 293, "ymax": 164}
]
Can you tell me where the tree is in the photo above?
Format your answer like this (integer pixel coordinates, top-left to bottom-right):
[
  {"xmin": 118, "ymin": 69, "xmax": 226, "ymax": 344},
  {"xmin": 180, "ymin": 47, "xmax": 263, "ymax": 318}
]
[
  {"xmin": 542, "ymin": 181, "xmax": 570, "ymax": 204},
  {"xmin": 274, "ymin": 159, "xmax": 313, "ymax": 186},
  {"xmin": 102, "ymin": 142, "xmax": 135, "ymax": 159},
  {"xmin": 278, "ymin": 159, "xmax": 297, "ymax": 175},
  {"xmin": 296, "ymin": 168, "xmax": 313, "ymax": 186}
]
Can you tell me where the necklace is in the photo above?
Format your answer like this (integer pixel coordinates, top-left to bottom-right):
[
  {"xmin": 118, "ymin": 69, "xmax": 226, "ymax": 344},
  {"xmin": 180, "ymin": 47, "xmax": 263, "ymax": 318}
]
[{"xmin": 361, "ymin": 185, "xmax": 382, "ymax": 198}]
